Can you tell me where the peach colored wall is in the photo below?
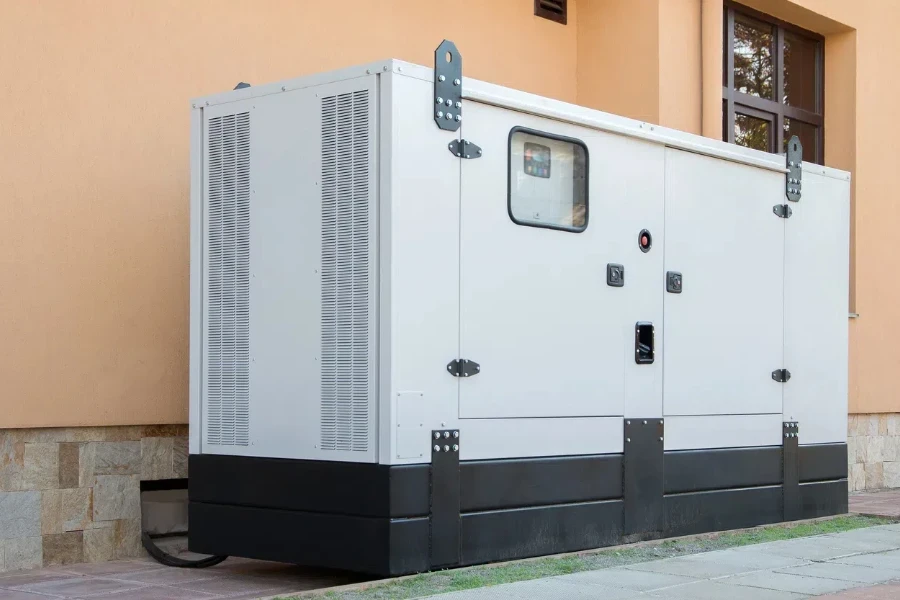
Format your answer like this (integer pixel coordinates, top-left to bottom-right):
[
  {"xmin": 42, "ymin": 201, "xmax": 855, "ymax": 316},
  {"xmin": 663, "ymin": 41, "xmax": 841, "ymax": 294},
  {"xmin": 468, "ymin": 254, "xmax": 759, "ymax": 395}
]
[
  {"xmin": 0, "ymin": 0, "xmax": 578, "ymax": 429},
  {"xmin": 658, "ymin": 0, "xmax": 703, "ymax": 135},
  {"xmin": 577, "ymin": 0, "xmax": 660, "ymax": 122}
]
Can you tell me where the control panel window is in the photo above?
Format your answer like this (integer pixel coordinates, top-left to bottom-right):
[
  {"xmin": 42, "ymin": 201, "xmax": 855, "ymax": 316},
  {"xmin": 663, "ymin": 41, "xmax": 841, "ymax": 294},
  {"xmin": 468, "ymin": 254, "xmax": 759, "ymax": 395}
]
[{"xmin": 508, "ymin": 128, "xmax": 588, "ymax": 232}]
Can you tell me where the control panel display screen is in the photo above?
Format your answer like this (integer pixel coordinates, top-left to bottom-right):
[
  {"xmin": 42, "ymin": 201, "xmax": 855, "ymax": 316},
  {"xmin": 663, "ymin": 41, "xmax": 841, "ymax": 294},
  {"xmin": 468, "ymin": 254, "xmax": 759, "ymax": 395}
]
[{"xmin": 524, "ymin": 142, "xmax": 551, "ymax": 178}]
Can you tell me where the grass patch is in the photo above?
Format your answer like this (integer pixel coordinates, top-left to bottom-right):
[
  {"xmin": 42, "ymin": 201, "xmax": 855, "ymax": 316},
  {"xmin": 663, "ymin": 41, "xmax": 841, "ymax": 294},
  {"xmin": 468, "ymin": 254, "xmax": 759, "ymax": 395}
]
[{"xmin": 279, "ymin": 515, "xmax": 892, "ymax": 600}]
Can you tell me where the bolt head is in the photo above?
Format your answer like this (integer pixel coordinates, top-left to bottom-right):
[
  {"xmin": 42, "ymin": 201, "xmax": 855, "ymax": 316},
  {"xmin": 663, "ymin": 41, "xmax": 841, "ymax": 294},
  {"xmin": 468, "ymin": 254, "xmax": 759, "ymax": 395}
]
[
  {"xmin": 453, "ymin": 78, "xmax": 461, "ymax": 85},
  {"xmin": 445, "ymin": 112, "xmax": 453, "ymax": 120},
  {"xmin": 437, "ymin": 97, "xmax": 444, "ymax": 104},
  {"xmin": 626, "ymin": 438, "xmax": 631, "ymax": 443},
  {"xmin": 434, "ymin": 432, "xmax": 441, "ymax": 439},
  {"xmin": 659, "ymin": 437, "xmax": 664, "ymax": 441},
  {"xmin": 434, "ymin": 445, "xmax": 440, "ymax": 452},
  {"xmin": 383, "ymin": 65, "xmax": 389, "ymax": 72},
  {"xmin": 192, "ymin": 103, "xmax": 196, "ymax": 108},
  {"xmin": 438, "ymin": 75, "xmax": 446, "ymax": 82},
  {"xmin": 452, "ymin": 444, "xmax": 459, "ymax": 452},
  {"xmin": 627, "ymin": 420, "xmax": 631, "ymax": 425},
  {"xmin": 477, "ymin": 149, "xmax": 482, "ymax": 155},
  {"xmin": 444, "ymin": 445, "xmax": 450, "ymax": 452},
  {"xmin": 456, "ymin": 101, "xmax": 461, "ymax": 108},
  {"xmin": 437, "ymin": 111, "xmax": 444, "ymax": 119},
  {"xmin": 444, "ymin": 431, "xmax": 450, "ymax": 439},
  {"xmin": 281, "ymin": 86, "xmax": 286, "ymax": 91},
  {"xmin": 643, "ymin": 420, "xmax": 648, "ymax": 425},
  {"xmin": 455, "ymin": 115, "xmax": 461, "ymax": 122},
  {"xmin": 446, "ymin": 99, "xmax": 452, "ymax": 106},
  {"xmin": 453, "ymin": 431, "xmax": 459, "ymax": 438}
]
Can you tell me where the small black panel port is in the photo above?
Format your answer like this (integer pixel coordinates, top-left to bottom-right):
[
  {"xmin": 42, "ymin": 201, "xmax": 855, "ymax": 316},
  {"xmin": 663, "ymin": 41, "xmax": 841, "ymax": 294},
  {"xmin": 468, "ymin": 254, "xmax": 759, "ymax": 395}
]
[{"xmin": 635, "ymin": 322, "xmax": 654, "ymax": 364}]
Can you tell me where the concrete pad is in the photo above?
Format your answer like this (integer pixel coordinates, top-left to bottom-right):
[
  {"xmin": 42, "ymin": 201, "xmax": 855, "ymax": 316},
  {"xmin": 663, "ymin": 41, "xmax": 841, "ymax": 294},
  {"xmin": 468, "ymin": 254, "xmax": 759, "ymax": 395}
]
[
  {"xmin": 431, "ymin": 579, "xmax": 644, "ymax": 600},
  {"xmin": 726, "ymin": 570, "xmax": 863, "ymax": 595},
  {"xmin": 777, "ymin": 561, "xmax": 900, "ymax": 584},
  {"xmin": 643, "ymin": 580, "xmax": 807, "ymax": 600},
  {"xmin": 736, "ymin": 538, "xmax": 861, "ymax": 561},
  {"xmin": 679, "ymin": 548, "xmax": 810, "ymax": 571},
  {"xmin": 624, "ymin": 556, "xmax": 753, "ymax": 579},
  {"xmin": 829, "ymin": 552, "xmax": 900, "ymax": 572},
  {"xmin": 555, "ymin": 567, "xmax": 697, "ymax": 591}
]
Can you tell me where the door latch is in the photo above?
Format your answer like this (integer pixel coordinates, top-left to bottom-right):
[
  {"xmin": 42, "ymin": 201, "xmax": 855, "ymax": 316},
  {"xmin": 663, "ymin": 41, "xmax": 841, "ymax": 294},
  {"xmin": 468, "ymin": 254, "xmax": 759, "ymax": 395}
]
[
  {"xmin": 772, "ymin": 369, "xmax": 791, "ymax": 383},
  {"xmin": 447, "ymin": 359, "xmax": 480, "ymax": 377}
]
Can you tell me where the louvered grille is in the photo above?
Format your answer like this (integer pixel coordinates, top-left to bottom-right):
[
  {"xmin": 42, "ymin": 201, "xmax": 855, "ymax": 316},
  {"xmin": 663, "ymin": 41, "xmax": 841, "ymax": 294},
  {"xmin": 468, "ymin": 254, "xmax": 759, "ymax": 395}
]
[
  {"xmin": 205, "ymin": 112, "xmax": 251, "ymax": 447},
  {"xmin": 320, "ymin": 90, "xmax": 370, "ymax": 453}
]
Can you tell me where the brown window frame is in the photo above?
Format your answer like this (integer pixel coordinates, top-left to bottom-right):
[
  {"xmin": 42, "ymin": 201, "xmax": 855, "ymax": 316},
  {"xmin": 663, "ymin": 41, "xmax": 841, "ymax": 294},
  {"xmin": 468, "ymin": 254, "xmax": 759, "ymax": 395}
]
[{"xmin": 723, "ymin": 1, "xmax": 825, "ymax": 164}]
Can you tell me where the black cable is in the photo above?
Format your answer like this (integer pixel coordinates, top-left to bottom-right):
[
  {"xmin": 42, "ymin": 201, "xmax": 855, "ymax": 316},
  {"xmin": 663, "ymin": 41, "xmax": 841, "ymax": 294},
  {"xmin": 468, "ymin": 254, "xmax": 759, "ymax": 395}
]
[{"xmin": 141, "ymin": 532, "xmax": 228, "ymax": 569}]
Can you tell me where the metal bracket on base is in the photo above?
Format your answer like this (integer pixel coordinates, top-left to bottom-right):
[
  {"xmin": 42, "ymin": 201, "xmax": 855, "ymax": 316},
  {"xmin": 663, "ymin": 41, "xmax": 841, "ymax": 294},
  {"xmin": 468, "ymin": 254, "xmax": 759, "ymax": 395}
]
[
  {"xmin": 623, "ymin": 418, "xmax": 665, "ymax": 536},
  {"xmin": 782, "ymin": 421, "xmax": 800, "ymax": 521},
  {"xmin": 771, "ymin": 369, "xmax": 792, "ymax": 383},
  {"xmin": 434, "ymin": 40, "xmax": 462, "ymax": 131},
  {"xmin": 786, "ymin": 135, "xmax": 803, "ymax": 202},
  {"xmin": 430, "ymin": 429, "xmax": 460, "ymax": 568},
  {"xmin": 773, "ymin": 204, "xmax": 792, "ymax": 219},
  {"xmin": 447, "ymin": 359, "xmax": 480, "ymax": 378},
  {"xmin": 448, "ymin": 139, "xmax": 482, "ymax": 158}
]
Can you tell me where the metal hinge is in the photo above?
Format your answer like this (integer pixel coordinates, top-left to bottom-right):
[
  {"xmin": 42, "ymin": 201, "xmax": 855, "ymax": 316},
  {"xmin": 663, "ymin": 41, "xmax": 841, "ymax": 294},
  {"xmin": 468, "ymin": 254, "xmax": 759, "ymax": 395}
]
[
  {"xmin": 434, "ymin": 40, "xmax": 462, "ymax": 131},
  {"xmin": 773, "ymin": 204, "xmax": 792, "ymax": 219},
  {"xmin": 771, "ymin": 369, "xmax": 792, "ymax": 383},
  {"xmin": 448, "ymin": 139, "xmax": 482, "ymax": 158},
  {"xmin": 786, "ymin": 135, "xmax": 802, "ymax": 202},
  {"xmin": 447, "ymin": 359, "xmax": 480, "ymax": 378}
]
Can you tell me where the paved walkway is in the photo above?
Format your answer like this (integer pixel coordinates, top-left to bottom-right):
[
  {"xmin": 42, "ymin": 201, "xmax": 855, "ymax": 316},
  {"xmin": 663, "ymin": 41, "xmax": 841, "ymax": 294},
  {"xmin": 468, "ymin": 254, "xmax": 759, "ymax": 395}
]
[
  {"xmin": 0, "ymin": 490, "xmax": 897, "ymax": 599},
  {"xmin": 0, "ymin": 554, "xmax": 367, "ymax": 599},
  {"xmin": 849, "ymin": 489, "xmax": 900, "ymax": 518},
  {"xmin": 429, "ymin": 524, "xmax": 900, "ymax": 600}
]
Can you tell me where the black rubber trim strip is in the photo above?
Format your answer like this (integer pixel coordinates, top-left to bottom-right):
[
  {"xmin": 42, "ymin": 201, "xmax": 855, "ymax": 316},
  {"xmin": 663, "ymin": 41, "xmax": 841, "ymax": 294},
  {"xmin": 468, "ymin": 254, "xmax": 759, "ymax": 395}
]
[
  {"xmin": 665, "ymin": 485, "xmax": 784, "ymax": 537},
  {"xmin": 783, "ymin": 422, "xmax": 801, "ymax": 521},
  {"xmin": 799, "ymin": 444, "xmax": 848, "ymax": 483},
  {"xmin": 664, "ymin": 446, "xmax": 782, "ymax": 494},
  {"xmin": 189, "ymin": 455, "xmax": 429, "ymax": 518},
  {"xmin": 800, "ymin": 480, "xmax": 849, "ymax": 518},
  {"xmin": 459, "ymin": 500, "xmax": 623, "ymax": 566},
  {"xmin": 189, "ymin": 501, "xmax": 429, "ymax": 576},
  {"xmin": 460, "ymin": 454, "xmax": 622, "ymax": 512}
]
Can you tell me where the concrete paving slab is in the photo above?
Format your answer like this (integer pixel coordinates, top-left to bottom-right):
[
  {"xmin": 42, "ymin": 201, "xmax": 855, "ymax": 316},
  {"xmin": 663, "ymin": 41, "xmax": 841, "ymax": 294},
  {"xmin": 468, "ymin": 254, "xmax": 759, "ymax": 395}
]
[
  {"xmin": 725, "ymin": 570, "xmax": 863, "ymax": 595},
  {"xmin": 678, "ymin": 548, "xmax": 811, "ymax": 571},
  {"xmin": 776, "ymin": 561, "xmax": 900, "ymax": 584},
  {"xmin": 553, "ymin": 567, "xmax": 697, "ymax": 592},
  {"xmin": 735, "ymin": 538, "xmax": 862, "ymax": 561},
  {"xmin": 428, "ymin": 578, "xmax": 644, "ymax": 600},
  {"xmin": 829, "ymin": 552, "xmax": 900, "ymax": 572},
  {"xmin": 643, "ymin": 580, "xmax": 807, "ymax": 600},
  {"xmin": 624, "ymin": 556, "xmax": 753, "ymax": 579}
]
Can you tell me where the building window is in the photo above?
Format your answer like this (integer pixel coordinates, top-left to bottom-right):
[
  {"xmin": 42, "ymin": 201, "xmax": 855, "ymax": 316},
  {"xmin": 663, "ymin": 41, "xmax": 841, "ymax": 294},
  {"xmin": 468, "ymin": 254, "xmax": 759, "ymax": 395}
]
[
  {"xmin": 723, "ymin": 3, "xmax": 824, "ymax": 164},
  {"xmin": 508, "ymin": 127, "xmax": 588, "ymax": 232}
]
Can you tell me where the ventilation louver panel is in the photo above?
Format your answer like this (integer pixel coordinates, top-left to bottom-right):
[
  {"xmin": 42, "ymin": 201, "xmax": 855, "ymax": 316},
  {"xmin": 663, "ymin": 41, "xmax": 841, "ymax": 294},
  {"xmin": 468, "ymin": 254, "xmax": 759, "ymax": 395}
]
[
  {"xmin": 535, "ymin": 0, "xmax": 567, "ymax": 24},
  {"xmin": 320, "ymin": 90, "xmax": 370, "ymax": 453},
  {"xmin": 205, "ymin": 112, "xmax": 251, "ymax": 447}
]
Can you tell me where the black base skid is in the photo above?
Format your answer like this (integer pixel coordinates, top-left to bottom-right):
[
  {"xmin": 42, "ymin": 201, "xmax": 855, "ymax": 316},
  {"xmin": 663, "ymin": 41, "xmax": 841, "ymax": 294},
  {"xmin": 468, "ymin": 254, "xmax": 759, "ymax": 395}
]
[{"xmin": 189, "ymin": 421, "xmax": 847, "ymax": 576}]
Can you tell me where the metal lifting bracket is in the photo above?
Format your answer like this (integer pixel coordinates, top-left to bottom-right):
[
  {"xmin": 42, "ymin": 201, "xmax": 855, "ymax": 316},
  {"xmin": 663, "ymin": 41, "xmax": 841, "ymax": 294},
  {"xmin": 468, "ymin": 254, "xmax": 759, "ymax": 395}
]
[
  {"xmin": 772, "ymin": 368, "xmax": 792, "ymax": 383},
  {"xmin": 434, "ymin": 40, "xmax": 462, "ymax": 131},
  {"xmin": 447, "ymin": 359, "xmax": 480, "ymax": 378},
  {"xmin": 448, "ymin": 139, "xmax": 482, "ymax": 159},
  {"xmin": 773, "ymin": 204, "xmax": 792, "ymax": 219},
  {"xmin": 786, "ymin": 135, "xmax": 803, "ymax": 202}
]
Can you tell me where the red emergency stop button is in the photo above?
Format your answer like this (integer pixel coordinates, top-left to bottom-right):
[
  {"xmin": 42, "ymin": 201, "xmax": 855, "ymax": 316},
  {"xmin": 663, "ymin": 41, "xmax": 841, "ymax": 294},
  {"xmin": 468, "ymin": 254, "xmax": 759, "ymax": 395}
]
[{"xmin": 639, "ymin": 229, "xmax": 652, "ymax": 253}]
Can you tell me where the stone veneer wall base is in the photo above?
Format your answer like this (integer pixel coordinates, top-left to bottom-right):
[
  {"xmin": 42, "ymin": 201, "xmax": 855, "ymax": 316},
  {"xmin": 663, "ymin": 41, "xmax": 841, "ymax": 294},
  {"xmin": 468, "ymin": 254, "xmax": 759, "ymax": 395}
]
[
  {"xmin": 848, "ymin": 414, "xmax": 900, "ymax": 492},
  {"xmin": 0, "ymin": 425, "xmax": 187, "ymax": 572}
]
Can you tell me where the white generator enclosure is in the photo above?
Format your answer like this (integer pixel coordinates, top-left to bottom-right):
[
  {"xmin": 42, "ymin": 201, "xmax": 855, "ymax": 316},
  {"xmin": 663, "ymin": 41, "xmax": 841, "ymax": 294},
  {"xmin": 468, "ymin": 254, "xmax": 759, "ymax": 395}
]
[{"xmin": 188, "ymin": 43, "xmax": 850, "ymax": 576}]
